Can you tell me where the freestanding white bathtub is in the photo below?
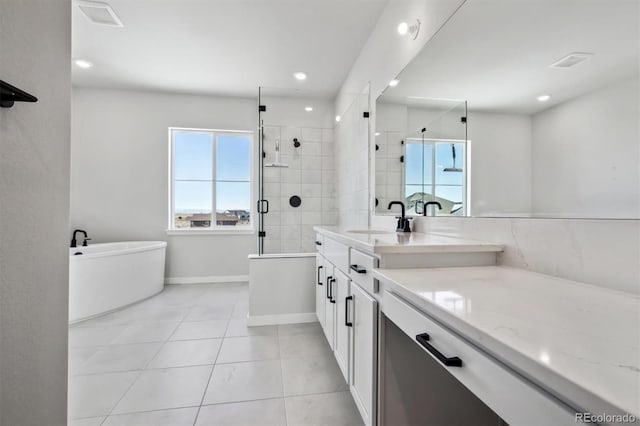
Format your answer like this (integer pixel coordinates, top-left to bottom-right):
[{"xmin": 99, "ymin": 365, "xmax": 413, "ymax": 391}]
[{"xmin": 69, "ymin": 241, "xmax": 167, "ymax": 323}]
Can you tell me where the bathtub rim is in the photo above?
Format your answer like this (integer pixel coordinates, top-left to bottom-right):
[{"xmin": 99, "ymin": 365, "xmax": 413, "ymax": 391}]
[{"xmin": 69, "ymin": 240, "xmax": 167, "ymax": 260}]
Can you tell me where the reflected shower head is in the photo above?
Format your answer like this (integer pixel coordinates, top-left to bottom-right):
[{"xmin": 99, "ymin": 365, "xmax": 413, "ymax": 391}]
[{"xmin": 443, "ymin": 144, "xmax": 463, "ymax": 172}]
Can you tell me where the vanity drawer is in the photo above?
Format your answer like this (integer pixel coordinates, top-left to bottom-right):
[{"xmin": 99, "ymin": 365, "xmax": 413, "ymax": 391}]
[
  {"xmin": 382, "ymin": 291, "xmax": 574, "ymax": 426},
  {"xmin": 315, "ymin": 233, "xmax": 324, "ymax": 254},
  {"xmin": 323, "ymin": 237, "xmax": 349, "ymax": 274},
  {"xmin": 349, "ymin": 249, "xmax": 379, "ymax": 294}
]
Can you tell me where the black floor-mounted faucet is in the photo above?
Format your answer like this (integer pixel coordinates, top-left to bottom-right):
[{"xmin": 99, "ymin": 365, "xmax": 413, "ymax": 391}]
[
  {"xmin": 71, "ymin": 229, "xmax": 91, "ymax": 248},
  {"xmin": 422, "ymin": 201, "xmax": 443, "ymax": 216},
  {"xmin": 388, "ymin": 201, "xmax": 411, "ymax": 232}
]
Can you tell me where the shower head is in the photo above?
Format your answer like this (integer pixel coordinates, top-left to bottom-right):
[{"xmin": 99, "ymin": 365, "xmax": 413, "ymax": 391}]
[{"xmin": 265, "ymin": 139, "xmax": 289, "ymax": 168}]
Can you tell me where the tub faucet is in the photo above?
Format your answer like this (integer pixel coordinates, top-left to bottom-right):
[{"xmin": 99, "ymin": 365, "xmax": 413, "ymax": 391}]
[
  {"xmin": 388, "ymin": 201, "xmax": 411, "ymax": 233},
  {"xmin": 71, "ymin": 229, "xmax": 89, "ymax": 248},
  {"xmin": 422, "ymin": 201, "xmax": 442, "ymax": 216}
]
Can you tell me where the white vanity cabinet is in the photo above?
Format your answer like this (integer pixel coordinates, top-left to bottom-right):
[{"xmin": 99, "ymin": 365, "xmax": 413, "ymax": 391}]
[
  {"xmin": 315, "ymin": 254, "xmax": 325, "ymax": 327},
  {"xmin": 349, "ymin": 281, "xmax": 378, "ymax": 426},
  {"xmin": 314, "ymin": 228, "xmax": 506, "ymax": 426},
  {"xmin": 333, "ymin": 268, "xmax": 350, "ymax": 381},
  {"xmin": 323, "ymin": 260, "xmax": 335, "ymax": 350}
]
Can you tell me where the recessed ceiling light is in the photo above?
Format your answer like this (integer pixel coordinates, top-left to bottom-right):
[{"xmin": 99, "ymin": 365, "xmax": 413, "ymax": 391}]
[
  {"xmin": 293, "ymin": 72, "xmax": 307, "ymax": 81},
  {"xmin": 375, "ymin": 132, "xmax": 381, "ymax": 136},
  {"xmin": 397, "ymin": 19, "xmax": 420, "ymax": 39},
  {"xmin": 75, "ymin": 59, "xmax": 93, "ymax": 69},
  {"xmin": 335, "ymin": 115, "xmax": 341, "ymax": 122},
  {"xmin": 389, "ymin": 79, "xmax": 399, "ymax": 87},
  {"xmin": 537, "ymin": 94, "xmax": 551, "ymax": 102},
  {"xmin": 305, "ymin": 106, "xmax": 313, "ymax": 112}
]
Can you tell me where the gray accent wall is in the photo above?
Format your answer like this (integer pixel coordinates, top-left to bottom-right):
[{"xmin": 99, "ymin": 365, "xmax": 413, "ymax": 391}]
[{"xmin": 0, "ymin": 0, "xmax": 71, "ymax": 424}]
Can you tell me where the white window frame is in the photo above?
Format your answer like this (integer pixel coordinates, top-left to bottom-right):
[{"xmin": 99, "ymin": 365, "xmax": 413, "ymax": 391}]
[
  {"xmin": 403, "ymin": 137, "xmax": 469, "ymax": 216},
  {"xmin": 167, "ymin": 127, "xmax": 255, "ymax": 235}
]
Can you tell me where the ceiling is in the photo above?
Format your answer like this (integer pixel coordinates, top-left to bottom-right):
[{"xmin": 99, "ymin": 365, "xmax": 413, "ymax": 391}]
[
  {"xmin": 379, "ymin": 0, "xmax": 639, "ymax": 114},
  {"xmin": 72, "ymin": 0, "xmax": 388, "ymax": 97}
]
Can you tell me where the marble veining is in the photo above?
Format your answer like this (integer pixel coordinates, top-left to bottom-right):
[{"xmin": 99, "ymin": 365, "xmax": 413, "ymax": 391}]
[
  {"xmin": 314, "ymin": 226, "xmax": 504, "ymax": 254},
  {"xmin": 373, "ymin": 266, "xmax": 640, "ymax": 418}
]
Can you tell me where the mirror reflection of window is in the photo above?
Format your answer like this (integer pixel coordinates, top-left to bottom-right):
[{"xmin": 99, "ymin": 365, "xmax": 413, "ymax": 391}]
[{"xmin": 404, "ymin": 140, "xmax": 467, "ymax": 216}]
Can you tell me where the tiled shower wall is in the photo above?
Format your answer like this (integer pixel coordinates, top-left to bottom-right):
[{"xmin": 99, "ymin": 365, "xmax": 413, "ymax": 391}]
[{"xmin": 261, "ymin": 125, "xmax": 336, "ymax": 253}]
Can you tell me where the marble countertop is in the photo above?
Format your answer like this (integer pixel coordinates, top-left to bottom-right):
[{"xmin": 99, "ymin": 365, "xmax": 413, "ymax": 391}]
[
  {"xmin": 373, "ymin": 266, "xmax": 640, "ymax": 418},
  {"xmin": 314, "ymin": 226, "xmax": 504, "ymax": 254}
]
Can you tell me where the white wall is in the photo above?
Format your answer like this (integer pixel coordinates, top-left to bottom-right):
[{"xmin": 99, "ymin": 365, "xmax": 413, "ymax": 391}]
[
  {"xmin": 0, "ymin": 0, "xmax": 71, "ymax": 424},
  {"xmin": 532, "ymin": 76, "xmax": 640, "ymax": 218},
  {"xmin": 71, "ymin": 88, "xmax": 257, "ymax": 281},
  {"xmin": 467, "ymin": 112, "xmax": 532, "ymax": 216}
]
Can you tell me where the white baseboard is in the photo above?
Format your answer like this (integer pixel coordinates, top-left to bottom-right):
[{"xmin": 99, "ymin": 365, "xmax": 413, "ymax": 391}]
[
  {"xmin": 165, "ymin": 275, "xmax": 248, "ymax": 285},
  {"xmin": 247, "ymin": 312, "xmax": 317, "ymax": 326}
]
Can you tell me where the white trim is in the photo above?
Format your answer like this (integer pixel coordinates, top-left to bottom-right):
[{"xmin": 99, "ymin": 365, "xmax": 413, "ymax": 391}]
[
  {"xmin": 166, "ymin": 229, "xmax": 255, "ymax": 236},
  {"xmin": 246, "ymin": 312, "xmax": 318, "ymax": 326},
  {"xmin": 248, "ymin": 252, "xmax": 316, "ymax": 259},
  {"xmin": 164, "ymin": 275, "xmax": 248, "ymax": 285}
]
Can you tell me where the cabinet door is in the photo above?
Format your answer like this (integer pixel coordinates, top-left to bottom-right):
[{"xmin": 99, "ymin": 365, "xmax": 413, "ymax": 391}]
[
  {"xmin": 333, "ymin": 269, "xmax": 350, "ymax": 382},
  {"xmin": 315, "ymin": 255, "xmax": 326, "ymax": 327},
  {"xmin": 323, "ymin": 262, "xmax": 335, "ymax": 350},
  {"xmin": 350, "ymin": 282, "xmax": 377, "ymax": 426}
]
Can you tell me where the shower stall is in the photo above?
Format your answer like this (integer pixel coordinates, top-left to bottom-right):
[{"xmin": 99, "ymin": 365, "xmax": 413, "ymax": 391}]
[
  {"xmin": 256, "ymin": 87, "xmax": 338, "ymax": 255},
  {"xmin": 248, "ymin": 87, "xmax": 340, "ymax": 325}
]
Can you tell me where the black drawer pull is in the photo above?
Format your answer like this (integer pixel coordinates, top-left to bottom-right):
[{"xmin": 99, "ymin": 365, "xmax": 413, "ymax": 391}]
[
  {"xmin": 326, "ymin": 276, "xmax": 332, "ymax": 299},
  {"xmin": 416, "ymin": 333, "xmax": 462, "ymax": 367},
  {"xmin": 315, "ymin": 241, "xmax": 322, "ymax": 246},
  {"xmin": 350, "ymin": 264, "xmax": 366, "ymax": 274},
  {"xmin": 345, "ymin": 296, "xmax": 353, "ymax": 327},
  {"xmin": 330, "ymin": 278, "xmax": 336, "ymax": 303},
  {"xmin": 317, "ymin": 265, "xmax": 323, "ymax": 285}
]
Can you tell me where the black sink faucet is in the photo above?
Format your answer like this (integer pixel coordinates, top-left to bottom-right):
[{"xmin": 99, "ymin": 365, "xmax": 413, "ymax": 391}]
[
  {"xmin": 422, "ymin": 201, "xmax": 443, "ymax": 216},
  {"xmin": 388, "ymin": 201, "xmax": 411, "ymax": 233},
  {"xmin": 71, "ymin": 229, "xmax": 90, "ymax": 248}
]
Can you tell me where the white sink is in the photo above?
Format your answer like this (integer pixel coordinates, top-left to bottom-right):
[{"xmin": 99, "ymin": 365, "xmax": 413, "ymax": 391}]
[{"xmin": 346, "ymin": 229, "xmax": 394, "ymax": 235}]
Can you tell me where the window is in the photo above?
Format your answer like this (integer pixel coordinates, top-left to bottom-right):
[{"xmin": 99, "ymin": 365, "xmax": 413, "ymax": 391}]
[
  {"xmin": 169, "ymin": 128, "xmax": 253, "ymax": 231},
  {"xmin": 404, "ymin": 139, "xmax": 467, "ymax": 216}
]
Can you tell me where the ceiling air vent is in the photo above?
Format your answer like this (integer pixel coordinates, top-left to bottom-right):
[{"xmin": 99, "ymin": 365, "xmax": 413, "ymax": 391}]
[
  {"xmin": 77, "ymin": 1, "xmax": 123, "ymax": 27},
  {"xmin": 549, "ymin": 52, "xmax": 593, "ymax": 69}
]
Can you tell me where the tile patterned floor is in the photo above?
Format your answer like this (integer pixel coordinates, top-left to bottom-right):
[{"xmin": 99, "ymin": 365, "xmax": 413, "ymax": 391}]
[{"xmin": 68, "ymin": 283, "xmax": 363, "ymax": 426}]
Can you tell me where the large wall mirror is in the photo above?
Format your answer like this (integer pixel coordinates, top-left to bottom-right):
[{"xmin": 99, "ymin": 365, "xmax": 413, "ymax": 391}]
[{"xmin": 374, "ymin": 0, "xmax": 639, "ymax": 219}]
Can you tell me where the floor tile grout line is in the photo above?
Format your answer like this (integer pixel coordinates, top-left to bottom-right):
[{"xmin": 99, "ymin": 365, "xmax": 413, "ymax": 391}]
[
  {"xmin": 68, "ymin": 283, "xmax": 249, "ymax": 423},
  {"xmin": 97, "ymin": 284, "xmax": 221, "ymax": 421},
  {"xmin": 192, "ymin": 297, "xmax": 236, "ymax": 426}
]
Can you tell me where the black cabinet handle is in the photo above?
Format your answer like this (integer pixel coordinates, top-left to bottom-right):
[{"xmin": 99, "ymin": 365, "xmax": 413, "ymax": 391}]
[
  {"xmin": 350, "ymin": 264, "xmax": 366, "ymax": 274},
  {"xmin": 326, "ymin": 276, "xmax": 333, "ymax": 299},
  {"xmin": 317, "ymin": 265, "xmax": 323, "ymax": 285},
  {"xmin": 330, "ymin": 278, "xmax": 336, "ymax": 303},
  {"xmin": 345, "ymin": 296, "xmax": 353, "ymax": 327},
  {"xmin": 315, "ymin": 241, "xmax": 322, "ymax": 246},
  {"xmin": 416, "ymin": 333, "xmax": 462, "ymax": 367}
]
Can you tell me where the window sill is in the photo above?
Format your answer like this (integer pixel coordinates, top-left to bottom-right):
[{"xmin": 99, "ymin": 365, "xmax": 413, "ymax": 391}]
[{"xmin": 166, "ymin": 228, "xmax": 256, "ymax": 236}]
